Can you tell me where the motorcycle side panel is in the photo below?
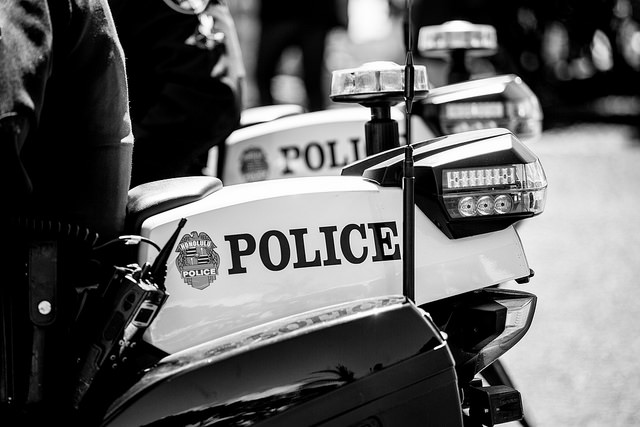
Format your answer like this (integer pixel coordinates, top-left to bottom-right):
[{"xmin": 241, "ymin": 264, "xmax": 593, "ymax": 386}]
[
  {"xmin": 138, "ymin": 176, "xmax": 530, "ymax": 354},
  {"xmin": 207, "ymin": 107, "xmax": 434, "ymax": 184},
  {"xmin": 103, "ymin": 296, "xmax": 463, "ymax": 427}
]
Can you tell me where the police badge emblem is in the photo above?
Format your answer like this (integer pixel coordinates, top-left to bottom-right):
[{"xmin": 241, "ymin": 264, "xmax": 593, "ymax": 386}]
[
  {"xmin": 175, "ymin": 231, "xmax": 221, "ymax": 290},
  {"xmin": 240, "ymin": 147, "xmax": 269, "ymax": 182}
]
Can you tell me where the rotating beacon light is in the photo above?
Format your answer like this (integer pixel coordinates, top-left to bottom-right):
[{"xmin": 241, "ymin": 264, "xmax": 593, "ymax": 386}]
[
  {"xmin": 417, "ymin": 20, "xmax": 497, "ymax": 84},
  {"xmin": 330, "ymin": 61, "xmax": 429, "ymax": 155},
  {"xmin": 416, "ymin": 20, "xmax": 543, "ymax": 143}
]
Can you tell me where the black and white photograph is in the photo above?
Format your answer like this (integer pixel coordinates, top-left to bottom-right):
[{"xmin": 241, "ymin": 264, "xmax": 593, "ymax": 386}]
[{"xmin": 2, "ymin": 0, "xmax": 639, "ymax": 425}]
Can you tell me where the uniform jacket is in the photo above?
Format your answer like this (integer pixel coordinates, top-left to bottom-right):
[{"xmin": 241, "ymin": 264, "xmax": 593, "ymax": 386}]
[{"xmin": 0, "ymin": 0, "xmax": 133, "ymax": 239}]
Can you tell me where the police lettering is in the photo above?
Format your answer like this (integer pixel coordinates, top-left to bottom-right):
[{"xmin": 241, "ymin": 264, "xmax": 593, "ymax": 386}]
[
  {"xmin": 178, "ymin": 240, "xmax": 212, "ymax": 251},
  {"xmin": 224, "ymin": 221, "xmax": 400, "ymax": 275},
  {"xmin": 182, "ymin": 269, "xmax": 217, "ymax": 278},
  {"xmin": 280, "ymin": 138, "xmax": 361, "ymax": 175}
]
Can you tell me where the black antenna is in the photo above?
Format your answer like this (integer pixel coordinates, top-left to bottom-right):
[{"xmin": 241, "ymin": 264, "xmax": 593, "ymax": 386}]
[
  {"xmin": 402, "ymin": 0, "xmax": 416, "ymax": 302},
  {"xmin": 403, "ymin": 0, "xmax": 415, "ymax": 139},
  {"xmin": 403, "ymin": 144, "xmax": 415, "ymax": 302},
  {"xmin": 149, "ymin": 218, "xmax": 187, "ymax": 290}
]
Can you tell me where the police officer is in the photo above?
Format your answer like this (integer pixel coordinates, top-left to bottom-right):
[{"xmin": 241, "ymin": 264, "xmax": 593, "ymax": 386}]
[
  {"xmin": 108, "ymin": 0, "xmax": 245, "ymax": 187},
  {"xmin": 1, "ymin": 0, "xmax": 132, "ymax": 422}
]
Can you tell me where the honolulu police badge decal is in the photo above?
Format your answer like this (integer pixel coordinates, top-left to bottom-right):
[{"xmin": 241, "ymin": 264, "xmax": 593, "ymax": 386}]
[
  {"xmin": 240, "ymin": 147, "xmax": 269, "ymax": 182},
  {"xmin": 175, "ymin": 231, "xmax": 221, "ymax": 290}
]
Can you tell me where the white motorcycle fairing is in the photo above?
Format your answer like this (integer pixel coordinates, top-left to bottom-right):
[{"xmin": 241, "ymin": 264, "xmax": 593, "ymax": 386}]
[
  {"xmin": 205, "ymin": 106, "xmax": 434, "ymax": 184},
  {"xmin": 136, "ymin": 174, "xmax": 529, "ymax": 355}
]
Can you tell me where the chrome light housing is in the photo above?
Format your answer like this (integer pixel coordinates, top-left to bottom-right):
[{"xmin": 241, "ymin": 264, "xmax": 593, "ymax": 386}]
[
  {"xmin": 417, "ymin": 20, "xmax": 497, "ymax": 58},
  {"xmin": 330, "ymin": 61, "xmax": 429, "ymax": 105}
]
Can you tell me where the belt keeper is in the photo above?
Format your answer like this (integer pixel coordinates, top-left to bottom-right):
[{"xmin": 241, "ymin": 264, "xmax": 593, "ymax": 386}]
[{"xmin": 28, "ymin": 241, "xmax": 58, "ymax": 327}]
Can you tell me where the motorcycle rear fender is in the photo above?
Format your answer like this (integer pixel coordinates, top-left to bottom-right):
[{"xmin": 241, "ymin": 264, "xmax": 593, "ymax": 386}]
[
  {"xmin": 419, "ymin": 74, "xmax": 543, "ymax": 143},
  {"xmin": 103, "ymin": 296, "xmax": 463, "ymax": 427},
  {"xmin": 206, "ymin": 107, "xmax": 434, "ymax": 184},
  {"xmin": 135, "ymin": 175, "xmax": 530, "ymax": 354}
]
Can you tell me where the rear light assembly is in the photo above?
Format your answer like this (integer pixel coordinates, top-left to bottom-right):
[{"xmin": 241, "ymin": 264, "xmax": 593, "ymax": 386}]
[
  {"xmin": 342, "ymin": 128, "xmax": 548, "ymax": 238},
  {"xmin": 427, "ymin": 288, "xmax": 536, "ymax": 381},
  {"xmin": 422, "ymin": 288, "xmax": 536, "ymax": 425},
  {"xmin": 419, "ymin": 74, "xmax": 544, "ymax": 144},
  {"xmin": 473, "ymin": 291, "xmax": 536, "ymax": 374},
  {"xmin": 442, "ymin": 161, "xmax": 547, "ymax": 219}
]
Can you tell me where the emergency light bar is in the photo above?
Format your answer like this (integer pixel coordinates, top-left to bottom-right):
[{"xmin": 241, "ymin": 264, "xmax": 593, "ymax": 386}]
[
  {"xmin": 417, "ymin": 20, "xmax": 497, "ymax": 58},
  {"xmin": 330, "ymin": 61, "xmax": 429, "ymax": 104}
]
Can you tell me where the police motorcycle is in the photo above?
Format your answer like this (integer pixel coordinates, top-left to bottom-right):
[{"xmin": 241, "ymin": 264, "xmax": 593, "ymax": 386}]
[
  {"xmin": 92, "ymin": 74, "xmax": 547, "ymax": 426},
  {"xmin": 202, "ymin": 10, "xmax": 542, "ymax": 425},
  {"xmin": 98, "ymin": 1, "xmax": 546, "ymax": 424},
  {"xmin": 205, "ymin": 16, "xmax": 542, "ymax": 187},
  {"xmin": 1, "ymin": 3, "xmax": 547, "ymax": 427},
  {"xmin": 68, "ymin": 111, "xmax": 547, "ymax": 426}
]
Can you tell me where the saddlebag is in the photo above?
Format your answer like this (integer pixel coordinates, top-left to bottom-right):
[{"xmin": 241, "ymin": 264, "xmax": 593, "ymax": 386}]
[{"xmin": 103, "ymin": 295, "xmax": 463, "ymax": 426}]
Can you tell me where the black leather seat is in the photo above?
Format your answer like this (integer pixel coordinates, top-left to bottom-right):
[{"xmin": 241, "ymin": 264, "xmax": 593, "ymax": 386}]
[{"xmin": 126, "ymin": 176, "xmax": 223, "ymax": 233}]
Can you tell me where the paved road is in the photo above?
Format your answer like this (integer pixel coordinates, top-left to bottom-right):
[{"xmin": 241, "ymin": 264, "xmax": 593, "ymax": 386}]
[{"xmin": 501, "ymin": 123, "xmax": 640, "ymax": 427}]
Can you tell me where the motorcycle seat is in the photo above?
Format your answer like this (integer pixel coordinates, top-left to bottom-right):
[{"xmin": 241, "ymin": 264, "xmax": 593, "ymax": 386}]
[{"xmin": 126, "ymin": 176, "xmax": 222, "ymax": 233}]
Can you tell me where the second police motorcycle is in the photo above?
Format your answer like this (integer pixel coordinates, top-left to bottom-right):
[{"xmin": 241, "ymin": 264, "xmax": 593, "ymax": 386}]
[
  {"xmin": 207, "ymin": 17, "xmax": 542, "ymax": 187},
  {"xmin": 10, "ymin": 1, "xmax": 549, "ymax": 425}
]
